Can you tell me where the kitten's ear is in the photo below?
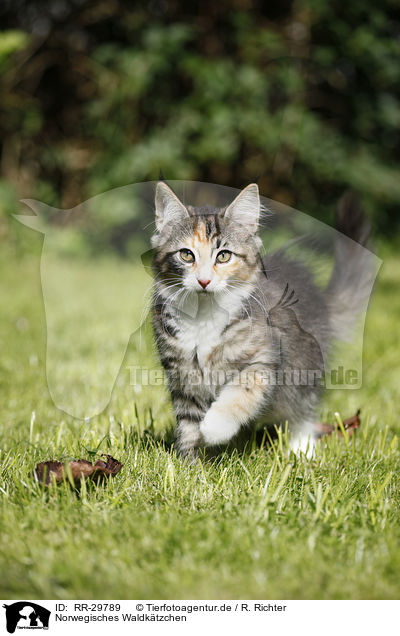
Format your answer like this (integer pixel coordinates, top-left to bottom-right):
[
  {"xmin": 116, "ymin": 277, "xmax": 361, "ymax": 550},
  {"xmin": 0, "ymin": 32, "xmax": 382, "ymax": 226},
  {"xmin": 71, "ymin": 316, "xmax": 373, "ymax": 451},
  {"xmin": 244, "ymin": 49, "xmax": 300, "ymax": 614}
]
[
  {"xmin": 224, "ymin": 183, "xmax": 260, "ymax": 234},
  {"xmin": 155, "ymin": 182, "xmax": 189, "ymax": 231}
]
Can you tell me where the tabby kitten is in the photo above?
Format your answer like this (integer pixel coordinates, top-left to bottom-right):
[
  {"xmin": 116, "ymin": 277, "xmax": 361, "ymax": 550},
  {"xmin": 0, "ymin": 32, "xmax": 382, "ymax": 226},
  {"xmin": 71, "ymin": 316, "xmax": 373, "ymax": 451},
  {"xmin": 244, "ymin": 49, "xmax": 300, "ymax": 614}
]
[{"xmin": 151, "ymin": 182, "xmax": 368, "ymax": 458}]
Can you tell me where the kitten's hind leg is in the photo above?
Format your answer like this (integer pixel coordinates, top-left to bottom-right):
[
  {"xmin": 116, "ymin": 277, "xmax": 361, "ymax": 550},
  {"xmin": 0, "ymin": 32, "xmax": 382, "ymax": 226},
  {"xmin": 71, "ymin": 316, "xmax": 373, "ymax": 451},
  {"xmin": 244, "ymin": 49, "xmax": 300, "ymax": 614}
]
[{"xmin": 289, "ymin": 421, "xmax": 317, "ymax": 458}]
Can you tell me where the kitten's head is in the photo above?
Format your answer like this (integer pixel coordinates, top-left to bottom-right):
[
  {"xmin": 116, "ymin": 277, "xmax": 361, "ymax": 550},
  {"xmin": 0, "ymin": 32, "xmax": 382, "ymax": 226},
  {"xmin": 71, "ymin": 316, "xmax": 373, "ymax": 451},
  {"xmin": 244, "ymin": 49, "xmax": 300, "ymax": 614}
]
[{"xmin": 151, "ymin": 183, "xmax": 262, "ymax": 299}]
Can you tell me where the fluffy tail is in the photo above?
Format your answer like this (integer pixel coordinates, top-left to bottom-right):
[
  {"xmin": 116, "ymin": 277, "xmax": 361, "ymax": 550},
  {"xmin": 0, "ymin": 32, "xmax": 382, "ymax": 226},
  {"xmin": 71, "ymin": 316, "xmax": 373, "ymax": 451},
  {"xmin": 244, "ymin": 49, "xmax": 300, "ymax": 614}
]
[{"xmin": 326, "ymin": 191, "xmax": 376, "ymax": 341}]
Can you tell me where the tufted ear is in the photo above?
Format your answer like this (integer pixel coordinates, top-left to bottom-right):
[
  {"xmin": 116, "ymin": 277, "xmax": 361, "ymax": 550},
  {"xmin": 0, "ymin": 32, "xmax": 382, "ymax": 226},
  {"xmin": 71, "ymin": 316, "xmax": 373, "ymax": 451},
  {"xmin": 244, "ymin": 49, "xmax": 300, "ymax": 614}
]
[
  {"xmin": 155, "ymin": 182, "xmax": 189, "ymax": 231},
  {"xmin": 224, "ymin": 183, "xmax": 260, "ymax": 234}
]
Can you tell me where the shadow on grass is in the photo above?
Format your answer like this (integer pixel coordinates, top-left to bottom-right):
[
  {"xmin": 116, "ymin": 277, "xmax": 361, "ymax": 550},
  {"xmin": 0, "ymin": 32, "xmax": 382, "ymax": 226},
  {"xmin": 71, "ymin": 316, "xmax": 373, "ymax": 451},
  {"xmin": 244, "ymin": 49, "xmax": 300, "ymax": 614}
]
[{"xmin": 139, "ymin": 424, "xmax": 279, "ymax": 463}]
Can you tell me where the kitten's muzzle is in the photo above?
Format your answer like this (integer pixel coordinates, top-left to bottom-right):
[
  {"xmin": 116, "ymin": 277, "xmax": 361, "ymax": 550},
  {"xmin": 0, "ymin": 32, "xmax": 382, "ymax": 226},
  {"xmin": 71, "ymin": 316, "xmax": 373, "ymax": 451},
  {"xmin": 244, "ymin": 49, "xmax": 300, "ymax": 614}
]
[{"xmin": 198, "ymin": 278, "xmax": 211, "ymax": 290}]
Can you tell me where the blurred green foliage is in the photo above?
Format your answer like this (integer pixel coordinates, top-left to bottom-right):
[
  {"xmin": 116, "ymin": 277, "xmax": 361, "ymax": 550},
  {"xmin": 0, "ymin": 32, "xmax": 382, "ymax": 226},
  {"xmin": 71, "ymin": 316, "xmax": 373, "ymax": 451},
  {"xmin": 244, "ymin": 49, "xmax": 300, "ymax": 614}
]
[{"xmin": 0, "ymin": 0, "xmax": 400, "ymax": 251}]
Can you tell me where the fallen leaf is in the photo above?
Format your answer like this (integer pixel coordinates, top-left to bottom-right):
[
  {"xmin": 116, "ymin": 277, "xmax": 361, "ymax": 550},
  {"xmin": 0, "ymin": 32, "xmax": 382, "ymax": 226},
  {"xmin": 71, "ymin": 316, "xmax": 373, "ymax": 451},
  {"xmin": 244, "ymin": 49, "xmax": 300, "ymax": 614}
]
[
  {"xmin": 315, "ymin": 410, "xmax": 361, "ymax": 438},
  {"xmin": 34, "ymin": 454, "xmax": 123, "ymax": 486}
]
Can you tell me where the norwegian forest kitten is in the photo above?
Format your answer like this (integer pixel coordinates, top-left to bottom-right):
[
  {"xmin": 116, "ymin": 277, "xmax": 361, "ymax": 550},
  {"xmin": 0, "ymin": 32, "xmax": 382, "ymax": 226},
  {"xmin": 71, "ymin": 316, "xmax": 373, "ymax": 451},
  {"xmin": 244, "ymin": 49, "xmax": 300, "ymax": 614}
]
[{"xmin": 151, "ymin": 182, "xmax": 370, "ymax": 459}]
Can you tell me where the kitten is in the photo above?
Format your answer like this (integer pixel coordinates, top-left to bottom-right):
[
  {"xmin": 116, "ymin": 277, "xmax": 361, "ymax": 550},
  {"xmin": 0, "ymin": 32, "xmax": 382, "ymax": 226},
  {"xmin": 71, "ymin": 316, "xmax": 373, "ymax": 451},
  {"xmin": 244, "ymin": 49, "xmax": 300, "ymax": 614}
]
[{"xmin": 151, "ymin": 182, "xmax": 370, "ymax": 458}]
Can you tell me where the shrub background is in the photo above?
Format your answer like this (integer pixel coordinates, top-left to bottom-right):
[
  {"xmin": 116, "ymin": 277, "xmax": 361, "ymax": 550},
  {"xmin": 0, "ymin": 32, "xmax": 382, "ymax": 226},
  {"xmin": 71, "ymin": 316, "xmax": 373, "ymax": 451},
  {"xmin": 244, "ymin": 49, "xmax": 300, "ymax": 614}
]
[{"xmin": 0, "ymin": 0, "xmax": 400, "ymax": 251}]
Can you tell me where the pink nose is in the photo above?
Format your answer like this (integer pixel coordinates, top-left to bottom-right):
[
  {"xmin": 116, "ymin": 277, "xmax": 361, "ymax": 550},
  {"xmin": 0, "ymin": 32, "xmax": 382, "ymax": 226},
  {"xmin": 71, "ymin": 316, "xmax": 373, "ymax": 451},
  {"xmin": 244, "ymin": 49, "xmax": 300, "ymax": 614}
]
[{"xmin": 198, "ymin": 279, "xmax": 211, "ymax": 290}]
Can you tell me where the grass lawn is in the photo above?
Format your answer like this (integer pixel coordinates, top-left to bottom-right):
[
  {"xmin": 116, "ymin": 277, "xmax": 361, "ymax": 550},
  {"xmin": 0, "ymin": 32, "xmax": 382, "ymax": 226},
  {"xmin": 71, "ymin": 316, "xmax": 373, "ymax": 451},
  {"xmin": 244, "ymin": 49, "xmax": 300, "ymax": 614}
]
[{"xmin": 0, "ymin": 240, "xmax": 399, "ymax": 600}]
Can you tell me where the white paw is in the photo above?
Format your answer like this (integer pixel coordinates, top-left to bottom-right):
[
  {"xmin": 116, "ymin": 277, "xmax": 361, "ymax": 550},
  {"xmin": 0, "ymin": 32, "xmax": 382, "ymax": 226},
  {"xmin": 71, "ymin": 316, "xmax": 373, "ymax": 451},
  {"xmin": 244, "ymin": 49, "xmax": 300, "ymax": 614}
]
[
  {"xmin": 289, "ymin": 433, "xmax": 316, "ymax": 459},
  {"xmin": 200, "ymin": 410, "xmax": 241, "ymax": 446}
]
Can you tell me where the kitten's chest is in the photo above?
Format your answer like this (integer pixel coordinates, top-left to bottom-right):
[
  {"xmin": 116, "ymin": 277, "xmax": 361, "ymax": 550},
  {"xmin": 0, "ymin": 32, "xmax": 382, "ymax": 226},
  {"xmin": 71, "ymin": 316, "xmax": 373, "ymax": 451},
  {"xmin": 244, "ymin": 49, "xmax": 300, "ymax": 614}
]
[{"xmin": 176, "ymin": 303, "xmax": 230, "ymax": 367}]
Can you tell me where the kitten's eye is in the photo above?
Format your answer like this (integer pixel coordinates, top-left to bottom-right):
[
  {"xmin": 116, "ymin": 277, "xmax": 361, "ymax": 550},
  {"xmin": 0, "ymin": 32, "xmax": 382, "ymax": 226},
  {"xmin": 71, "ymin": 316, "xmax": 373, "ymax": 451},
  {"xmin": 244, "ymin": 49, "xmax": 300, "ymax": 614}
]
[
  {"xmin": 179, "ymin": 249, "xmax": 195, "ymax": 264},
  {"xmin": 216, "ymin": 250, "xmax": 232, "ymax": 264}
]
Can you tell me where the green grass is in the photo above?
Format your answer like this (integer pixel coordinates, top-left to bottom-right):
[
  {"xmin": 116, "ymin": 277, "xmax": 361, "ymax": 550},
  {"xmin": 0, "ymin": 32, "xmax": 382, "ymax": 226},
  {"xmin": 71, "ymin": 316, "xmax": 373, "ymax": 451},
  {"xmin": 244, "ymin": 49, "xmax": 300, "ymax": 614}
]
[{"xmin": 0, "ymin": 243, "xmax": 400, "ymax": 600}]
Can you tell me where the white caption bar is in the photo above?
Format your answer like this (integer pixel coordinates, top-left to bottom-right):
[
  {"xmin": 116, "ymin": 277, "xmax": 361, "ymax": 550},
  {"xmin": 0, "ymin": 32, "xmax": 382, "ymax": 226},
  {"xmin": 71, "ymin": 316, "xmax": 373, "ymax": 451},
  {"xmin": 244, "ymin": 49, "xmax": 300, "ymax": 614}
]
[{"xmin": 1, "ymin": 600, "xmax": 398, "ymax": 635}]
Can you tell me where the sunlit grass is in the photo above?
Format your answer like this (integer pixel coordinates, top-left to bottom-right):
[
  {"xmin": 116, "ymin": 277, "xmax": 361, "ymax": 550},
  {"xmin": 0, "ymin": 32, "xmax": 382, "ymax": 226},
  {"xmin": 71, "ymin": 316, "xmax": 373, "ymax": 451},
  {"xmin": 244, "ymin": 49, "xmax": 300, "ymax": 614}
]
[{"xmin": 0, "ymin": 248, "xmax": 399, "ymax": 599}]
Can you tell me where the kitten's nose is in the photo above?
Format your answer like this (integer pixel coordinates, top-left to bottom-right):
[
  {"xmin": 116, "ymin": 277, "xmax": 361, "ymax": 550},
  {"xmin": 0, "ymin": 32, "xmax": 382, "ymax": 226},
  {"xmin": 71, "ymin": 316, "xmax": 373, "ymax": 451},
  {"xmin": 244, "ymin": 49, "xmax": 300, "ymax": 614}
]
[{"xmin": 198, "ymin": 278, "xmax": 211, "ymax": 290}]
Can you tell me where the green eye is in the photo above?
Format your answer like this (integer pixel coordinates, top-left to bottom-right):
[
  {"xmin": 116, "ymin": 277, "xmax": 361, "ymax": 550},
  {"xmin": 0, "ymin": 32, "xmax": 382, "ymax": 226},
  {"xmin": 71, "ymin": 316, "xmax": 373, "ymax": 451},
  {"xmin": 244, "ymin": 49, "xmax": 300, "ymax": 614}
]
[
  {"xmin": 179, "ymin": 249, "xmax": 195, "ymax": 263},
  {"xmin": 216, "ymin": 250, "xmax": 232, "ymax": 264}
]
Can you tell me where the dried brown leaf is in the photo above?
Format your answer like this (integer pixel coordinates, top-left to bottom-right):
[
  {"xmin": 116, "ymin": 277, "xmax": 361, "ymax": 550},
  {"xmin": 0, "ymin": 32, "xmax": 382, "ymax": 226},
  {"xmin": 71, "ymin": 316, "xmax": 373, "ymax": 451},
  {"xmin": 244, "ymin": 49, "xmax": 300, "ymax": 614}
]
[
  {"xmin": 34, "ymin": 454, "xmax": 123, "ymax": 486},
  {"xmin": 315, "ymin": 410, "xmax": 361, "ymax": 438}
]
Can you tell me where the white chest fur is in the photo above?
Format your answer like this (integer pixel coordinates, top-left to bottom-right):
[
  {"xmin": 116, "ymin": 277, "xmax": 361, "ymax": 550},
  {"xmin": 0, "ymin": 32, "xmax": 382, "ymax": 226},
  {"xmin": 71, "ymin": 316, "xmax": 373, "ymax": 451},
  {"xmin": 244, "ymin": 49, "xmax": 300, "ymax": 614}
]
[{"xmin": 176, "ymin": 294, "xmax": 240, "ymax": 367}]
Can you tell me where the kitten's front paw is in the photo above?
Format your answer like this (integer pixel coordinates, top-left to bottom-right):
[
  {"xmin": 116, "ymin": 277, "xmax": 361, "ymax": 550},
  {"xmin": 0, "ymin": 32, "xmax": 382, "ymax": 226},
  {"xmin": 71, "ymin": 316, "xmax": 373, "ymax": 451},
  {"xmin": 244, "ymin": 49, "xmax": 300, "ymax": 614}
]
[
  {"xmin": 200, "ymin": 410, "xmax": 240, "ymax": 446},
  {"xmin": 176, "ymin": 418, "xmax": 202, "ymax": 457},
  {"xmin": 177, "ymin": 445, "xmax": 202, "ymax": 465}
]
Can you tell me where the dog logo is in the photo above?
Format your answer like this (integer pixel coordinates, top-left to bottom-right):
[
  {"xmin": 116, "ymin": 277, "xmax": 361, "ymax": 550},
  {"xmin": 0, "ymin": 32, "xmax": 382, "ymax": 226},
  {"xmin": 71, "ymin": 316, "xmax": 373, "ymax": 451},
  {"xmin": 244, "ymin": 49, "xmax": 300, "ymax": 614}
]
[{"xmin": 2, "ymin": 602, "xmax": 50, "ymax": 633}]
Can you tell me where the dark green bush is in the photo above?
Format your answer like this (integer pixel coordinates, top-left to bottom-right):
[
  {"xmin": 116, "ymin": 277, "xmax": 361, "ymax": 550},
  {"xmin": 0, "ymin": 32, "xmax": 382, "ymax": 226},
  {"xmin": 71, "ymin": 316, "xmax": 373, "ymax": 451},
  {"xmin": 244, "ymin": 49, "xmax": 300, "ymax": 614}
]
[{"xmin": 0, "ymin": 0, "xmax": 399, "ymax": 251}]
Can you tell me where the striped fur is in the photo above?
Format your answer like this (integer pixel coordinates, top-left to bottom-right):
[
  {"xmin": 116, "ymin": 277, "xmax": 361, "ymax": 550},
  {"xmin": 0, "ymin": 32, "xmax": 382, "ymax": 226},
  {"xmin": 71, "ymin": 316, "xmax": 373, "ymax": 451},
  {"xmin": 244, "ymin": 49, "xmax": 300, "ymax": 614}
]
[{"xmin": 151, "ymin": 182, "xmax": 369, "ymax": 459}]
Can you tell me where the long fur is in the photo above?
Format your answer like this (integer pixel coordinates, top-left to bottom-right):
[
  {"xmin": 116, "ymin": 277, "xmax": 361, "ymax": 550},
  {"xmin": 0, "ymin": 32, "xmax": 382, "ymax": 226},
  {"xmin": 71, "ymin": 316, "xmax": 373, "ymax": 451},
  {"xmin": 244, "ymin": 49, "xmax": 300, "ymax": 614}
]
[{"xmin": 151, "ymin": 184, "xmax": 371, "ymax": 458}]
